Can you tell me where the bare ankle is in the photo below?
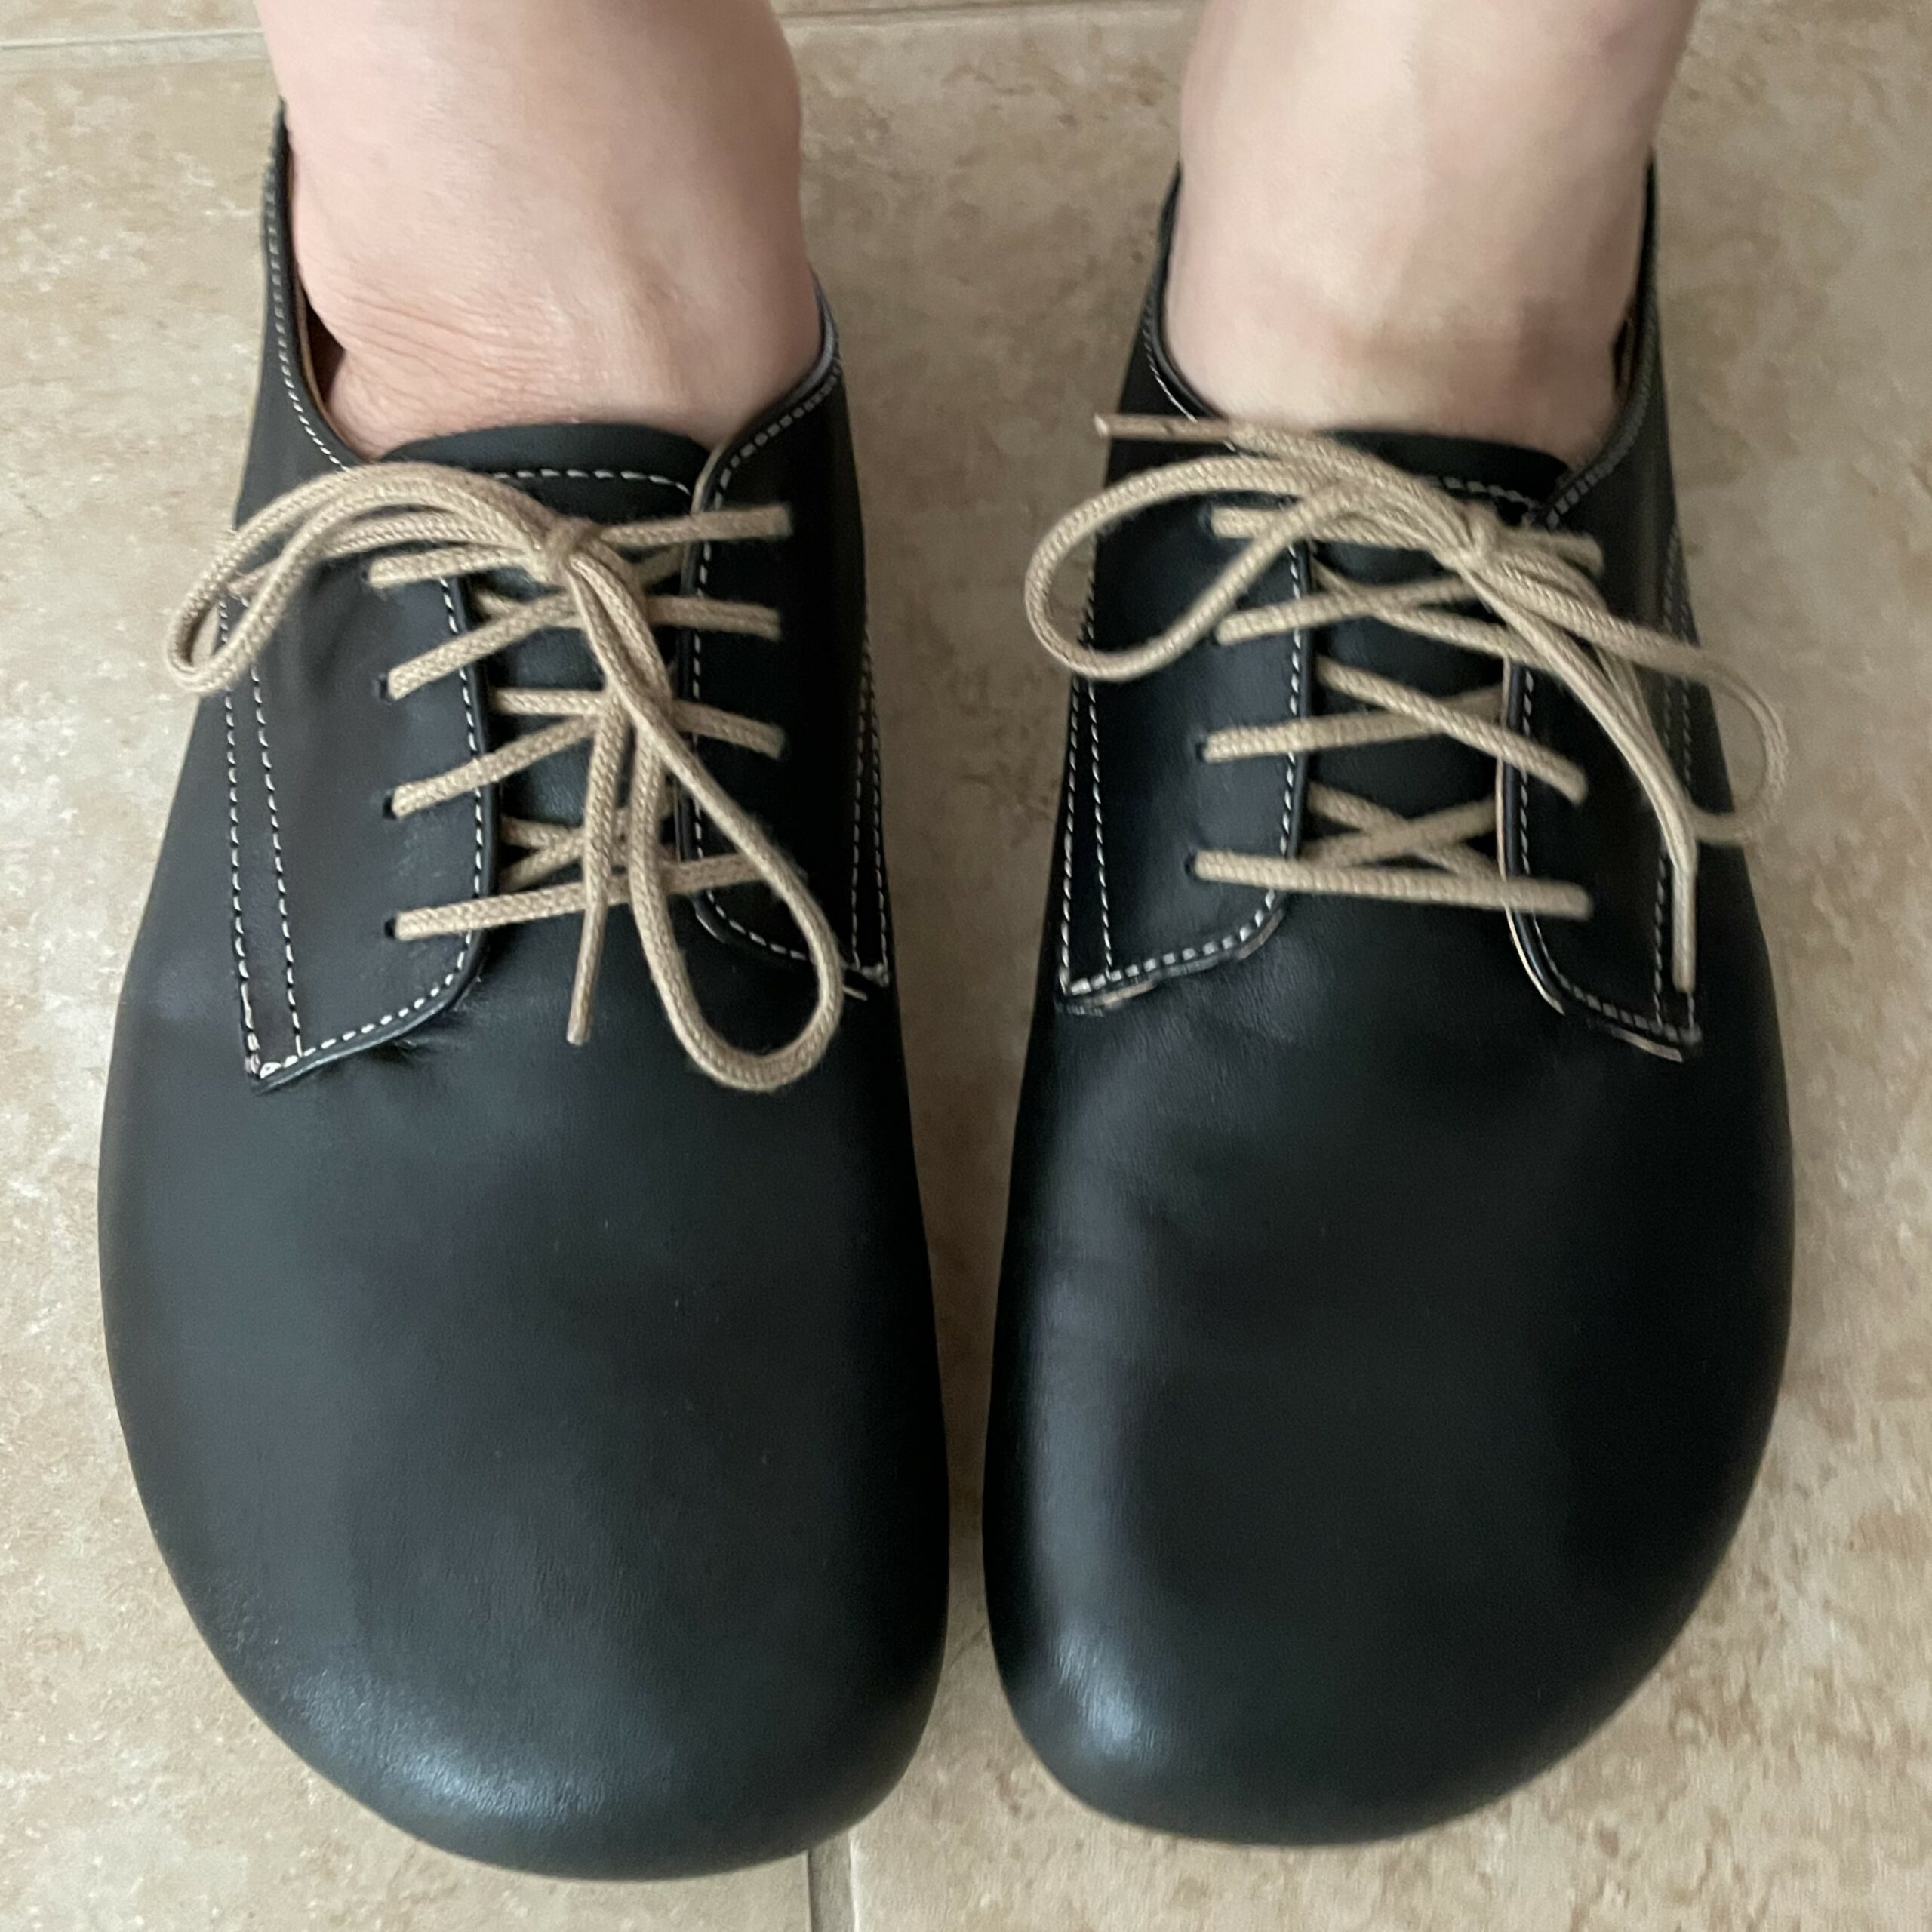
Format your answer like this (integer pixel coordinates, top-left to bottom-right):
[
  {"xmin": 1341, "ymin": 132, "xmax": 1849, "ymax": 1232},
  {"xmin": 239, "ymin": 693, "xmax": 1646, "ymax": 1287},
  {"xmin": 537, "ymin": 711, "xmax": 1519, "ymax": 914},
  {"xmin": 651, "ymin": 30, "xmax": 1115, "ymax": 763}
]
[
  {"xmin": 297, "ymin": 220, "xmax": 822, "ymax": 456},
  {"xmin": 263, "ymin": 0, "xmax": 820, "ymax": 456},
  {"xmin": 1168, "ymin": 0, "xmax": 1688, "ymax": 463},
  {"xmin": 1165, "ymin": 209, "xmax": 1632, "ymax": 463}
]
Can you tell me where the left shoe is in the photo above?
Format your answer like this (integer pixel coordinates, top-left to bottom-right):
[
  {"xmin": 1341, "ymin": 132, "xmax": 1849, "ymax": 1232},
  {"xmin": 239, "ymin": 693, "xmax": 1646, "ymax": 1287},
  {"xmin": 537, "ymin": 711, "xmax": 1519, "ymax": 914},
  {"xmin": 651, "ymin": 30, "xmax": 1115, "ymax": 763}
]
[
  {"xmin": 98, "ymin": 128, "xmax": 946, "ymax": 1880},
  {"xmin": 985, "ymin": 188, "xmax": 1792, "ymax": 1844}
]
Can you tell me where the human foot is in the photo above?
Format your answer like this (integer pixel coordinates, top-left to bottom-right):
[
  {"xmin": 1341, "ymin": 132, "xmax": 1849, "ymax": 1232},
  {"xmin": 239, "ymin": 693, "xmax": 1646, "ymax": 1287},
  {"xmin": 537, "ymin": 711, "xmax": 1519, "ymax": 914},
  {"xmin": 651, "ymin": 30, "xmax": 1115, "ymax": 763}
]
[{"xmin": 1164, "ymin": 0, "xmax": 1698, "ymax": 462}]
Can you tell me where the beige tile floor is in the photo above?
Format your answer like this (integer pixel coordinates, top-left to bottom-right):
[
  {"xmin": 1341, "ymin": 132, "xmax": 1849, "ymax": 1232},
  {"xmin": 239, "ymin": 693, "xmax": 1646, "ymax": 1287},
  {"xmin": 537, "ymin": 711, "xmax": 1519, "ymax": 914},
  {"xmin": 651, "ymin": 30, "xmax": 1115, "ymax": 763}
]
[{"xmin": 2, "ymin": 2, "xmax": 1929, "ymax": 1927}]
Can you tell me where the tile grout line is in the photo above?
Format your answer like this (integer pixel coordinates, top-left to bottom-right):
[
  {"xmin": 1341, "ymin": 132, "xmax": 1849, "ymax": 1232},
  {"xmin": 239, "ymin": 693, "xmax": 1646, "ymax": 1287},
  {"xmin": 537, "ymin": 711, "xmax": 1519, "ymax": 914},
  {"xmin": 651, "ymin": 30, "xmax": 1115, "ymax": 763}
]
[
  {"xmin": 0, "ymin": 0, "xmax": 1188, "ymax": 71},
  {"xmin": 806, "ymin": 1836, "xmax": 858, "ymax": 1932},
  {"xmin": 0, "ymin": 24, "xmax": 253, "ymax": 48},
  {"xmin": 0, "ymin": 26, "xmax": 261, "ymax": 71}
]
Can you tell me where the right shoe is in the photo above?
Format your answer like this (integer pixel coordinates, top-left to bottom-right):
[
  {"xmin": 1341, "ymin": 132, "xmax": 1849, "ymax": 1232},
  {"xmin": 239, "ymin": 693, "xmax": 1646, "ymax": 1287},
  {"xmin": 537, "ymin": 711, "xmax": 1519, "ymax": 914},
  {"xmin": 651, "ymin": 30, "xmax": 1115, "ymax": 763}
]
[
  {"xmin": 97, "ymin": 126, "xmax": 947, "ymax": 1879},
  {"xmin": 986, "ymin": 186, "xmax": 1791, "ymax": 1844}
]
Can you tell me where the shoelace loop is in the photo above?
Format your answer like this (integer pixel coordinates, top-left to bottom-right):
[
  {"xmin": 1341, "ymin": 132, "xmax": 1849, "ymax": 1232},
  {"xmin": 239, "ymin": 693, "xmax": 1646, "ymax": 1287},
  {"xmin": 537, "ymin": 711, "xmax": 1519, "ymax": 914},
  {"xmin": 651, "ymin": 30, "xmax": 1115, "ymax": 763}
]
[
  {"xmin": 1024, "ymin": 416, "xmax": 1787, "ymax": 994},
  {"xmin": 166, "ymin": 463, "xmax": 843, "ymax": 1093}
]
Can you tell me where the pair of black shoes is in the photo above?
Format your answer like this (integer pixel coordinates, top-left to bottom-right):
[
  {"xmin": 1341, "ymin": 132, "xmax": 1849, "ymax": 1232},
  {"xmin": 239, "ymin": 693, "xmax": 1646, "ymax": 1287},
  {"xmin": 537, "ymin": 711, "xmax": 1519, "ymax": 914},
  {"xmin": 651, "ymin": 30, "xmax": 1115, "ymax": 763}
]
[{"xmin": 100, "ymin": 135, "xmax": 1791, "ymax": 1878}]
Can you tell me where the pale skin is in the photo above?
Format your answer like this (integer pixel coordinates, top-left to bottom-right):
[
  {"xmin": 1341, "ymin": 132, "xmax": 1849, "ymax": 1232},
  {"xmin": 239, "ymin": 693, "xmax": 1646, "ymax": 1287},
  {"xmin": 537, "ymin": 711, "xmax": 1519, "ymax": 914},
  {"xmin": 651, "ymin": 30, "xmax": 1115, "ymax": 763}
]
[{"xmin": 257, "ymin": 0, "xmax": 1701, "ymax": 465}]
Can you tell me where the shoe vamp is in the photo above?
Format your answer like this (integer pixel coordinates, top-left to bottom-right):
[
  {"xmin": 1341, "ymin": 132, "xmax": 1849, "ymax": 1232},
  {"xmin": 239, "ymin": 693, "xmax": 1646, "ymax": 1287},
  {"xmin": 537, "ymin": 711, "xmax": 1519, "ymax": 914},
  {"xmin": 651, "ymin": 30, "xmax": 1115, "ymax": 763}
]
[
  {"xmin": 996, "ymin": 890, "xmax": 1789, "ymax": 1788},
  {"xmin": 100, "ymin": 861, "xmax": 941, "ymax": 1830}
]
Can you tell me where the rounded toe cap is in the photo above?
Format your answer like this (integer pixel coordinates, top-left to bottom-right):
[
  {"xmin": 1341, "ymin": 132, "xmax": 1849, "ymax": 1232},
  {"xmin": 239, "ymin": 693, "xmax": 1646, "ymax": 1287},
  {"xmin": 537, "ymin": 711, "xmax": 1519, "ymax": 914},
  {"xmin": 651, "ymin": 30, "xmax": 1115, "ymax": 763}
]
[
  {"xmin": 992, "ymin": 1563, "xmax": 1679, "ymax": 1846},
  {"xmin": 986, "ymin": 1242, "xmax": 1786, "ymax": 1847},
  {"xmin": 105, "ymin": 1235, "xmax": 945, "ymax": 1878},
  {"xmin": 253, "ymin": 1617, "xmax": 931, "ymax": 1879},
  {"xmin": 138, "ymin": 1422, "xmax": 941, "ymax": 1878}
]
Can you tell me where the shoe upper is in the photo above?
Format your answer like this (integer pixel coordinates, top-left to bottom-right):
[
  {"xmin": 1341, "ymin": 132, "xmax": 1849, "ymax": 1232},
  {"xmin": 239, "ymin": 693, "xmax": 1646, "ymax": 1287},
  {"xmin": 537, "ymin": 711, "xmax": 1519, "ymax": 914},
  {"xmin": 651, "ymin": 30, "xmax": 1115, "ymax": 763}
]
[
  {"xmin": 986, "ymin": 195, "xmax": 1792, "ymax": 1843},
  {"xmin": 98, "ymin": 131, "xmax": 946, "ymax": 1879}
]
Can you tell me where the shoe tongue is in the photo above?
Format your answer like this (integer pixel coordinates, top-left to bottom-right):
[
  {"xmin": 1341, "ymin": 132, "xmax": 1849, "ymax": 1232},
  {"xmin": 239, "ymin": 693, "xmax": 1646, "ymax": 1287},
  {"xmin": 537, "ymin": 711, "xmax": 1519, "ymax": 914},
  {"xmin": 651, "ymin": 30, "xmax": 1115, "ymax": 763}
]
[
  {"xmin": 385, "ymin": 419, "xmax": 712, "ymax": 520},
  {"xmin": 383, "ymin": 421, "xmax": 714, "ymax": 832},
  {"xmin": 1305, "ymin": 429, "xmax": 1571, "ymax": 830}
]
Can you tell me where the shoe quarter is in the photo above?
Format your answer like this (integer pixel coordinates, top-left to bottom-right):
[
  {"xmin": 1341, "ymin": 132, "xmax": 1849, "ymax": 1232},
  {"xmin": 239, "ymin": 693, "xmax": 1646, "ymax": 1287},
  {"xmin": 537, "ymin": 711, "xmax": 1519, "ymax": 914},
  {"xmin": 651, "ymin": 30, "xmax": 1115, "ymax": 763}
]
[
  {"xmin": 679, "ymin": 353, "xmax": 889, "ymax": 986},
  {"xmin": 1503, "ymin": 277, "xmax": 1706, "ymax": 1054},
  {"xmin": 1056, "ymin": 331, "xmax": 1313, "ymax": 1006},
  {"xmin": 223, "ymin": 568, "xmax": 492, "ymax": 1086}
]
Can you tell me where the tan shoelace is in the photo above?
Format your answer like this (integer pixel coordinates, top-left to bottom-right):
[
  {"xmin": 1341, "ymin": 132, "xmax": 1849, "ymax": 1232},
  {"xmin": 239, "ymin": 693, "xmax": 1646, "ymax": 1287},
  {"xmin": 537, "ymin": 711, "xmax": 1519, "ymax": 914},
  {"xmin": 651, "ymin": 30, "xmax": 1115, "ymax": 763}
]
[
  {"xmin": 1026, "ymin": 417, "xmax": 1788, "ymax": 995},
  {"xmin": 165, "ymin": 463, "xmax": 843, "ymax": 1092}
]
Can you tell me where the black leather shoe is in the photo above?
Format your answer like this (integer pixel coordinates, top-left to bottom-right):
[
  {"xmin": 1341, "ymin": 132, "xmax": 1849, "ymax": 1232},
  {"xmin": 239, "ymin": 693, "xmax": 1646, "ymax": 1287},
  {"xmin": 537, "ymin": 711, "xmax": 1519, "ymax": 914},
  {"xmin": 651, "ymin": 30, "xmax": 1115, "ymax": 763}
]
[
  {"xmin": 99, "ymin": 131, "xmax": 946, "ymax": 1879},
  {"xmin": 986, "ymin": 192, "xmax": 1792, "ymax": 1844}
]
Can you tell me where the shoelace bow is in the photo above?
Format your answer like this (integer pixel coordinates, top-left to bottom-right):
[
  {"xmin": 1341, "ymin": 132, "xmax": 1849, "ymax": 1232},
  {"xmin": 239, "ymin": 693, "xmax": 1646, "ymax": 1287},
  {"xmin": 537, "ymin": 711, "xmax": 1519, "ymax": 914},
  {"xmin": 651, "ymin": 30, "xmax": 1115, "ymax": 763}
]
[
  {"xmin": 1025, "ymin": 417, "xmax": 1788, "ymax": 995},
  {"xmin": 165, "ymin": 463, "xmax": 843, "ymax": 1093}
]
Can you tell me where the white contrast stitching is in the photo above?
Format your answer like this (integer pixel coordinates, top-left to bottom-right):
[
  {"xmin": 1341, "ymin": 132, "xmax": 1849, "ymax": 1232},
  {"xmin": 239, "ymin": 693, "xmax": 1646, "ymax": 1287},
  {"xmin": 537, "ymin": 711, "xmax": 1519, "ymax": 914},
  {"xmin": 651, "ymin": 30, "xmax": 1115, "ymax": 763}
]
[
  {"xmin": 252, "ymin": 975, "xmax": 469, "ymax": 1078},
  {"xmin": 249, "ymin": 668, "xmax": 303, "ymax": 1051},
  {"xmin": 846, "ymin": 643, "xmax": 891, "ymax": 983},
  {"xmin": 494, "ymin": 469, "xmax": 690, "ymax": 488},
  {"xmin": 1141, "ymin": 295, "xmax": 1198, "ymax": 421},
  {"xmin": 1648, "ymin": 710, "xmax": 1675, "ymax": 1023},
  {"xmin": 1066, "ymin": 294, "xmax": 1281, "ymax": 989},
  {"xmin": 1056, "ymin": 586, "xmax": 1100, "ymax": 989},
  {"xmin": 1064, "ymin": 548, "xmax": 1304, "ymax": 996},
  {"xmin": 1085, "ymin": 681, "xmax": 1115, "ymax": 968},
  {"xmin": 1662, "ymin": 530, "xmax": 1697, "ymax": 1035},
  {"xmin": 1519, "ymin": 337, "xmax": 1694, "ymax": 1046},
  {"xmin": 223, "ymin": 690, "xmax": 261, "ymax": 1063},
  {"xmin": 1437, "ymin": 477, "xmax": 1540, "ymax": 512},
  {"xmin": 848, "ymin": 658, "xmax": 866, "ymax": 960},
  {"xmin": 1518, "ymin": 669, "xmax": 1690, "ymax": 1044},
  {"xmin": 865, "ymin": 651, "xmax": 889, "ymax": 980},
  {"xmin": 1649, "ymin": 530, "xmax": 1690, "ymax": 1022},
  {"xmin": 1677, "ymin": 663, "xmax": 1698, "ymax": 1039},
  {"xmin": 263, "ymin": 162, "xmax": 345, "ymax": 474},
  {"xmin": 448, "ymin": 575, "xmax": 487, "ymax": 912},
  {"xmin": 1057, "ymin": 678, "xmax": 1084, "ymax": 989},
  {"xmin": 249, "ymin": 581, "xmax": 485, "ymax": 1080},
  {"xmin": 691, "ymin": 362, "xmax": 844, "ymax": 968}
]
